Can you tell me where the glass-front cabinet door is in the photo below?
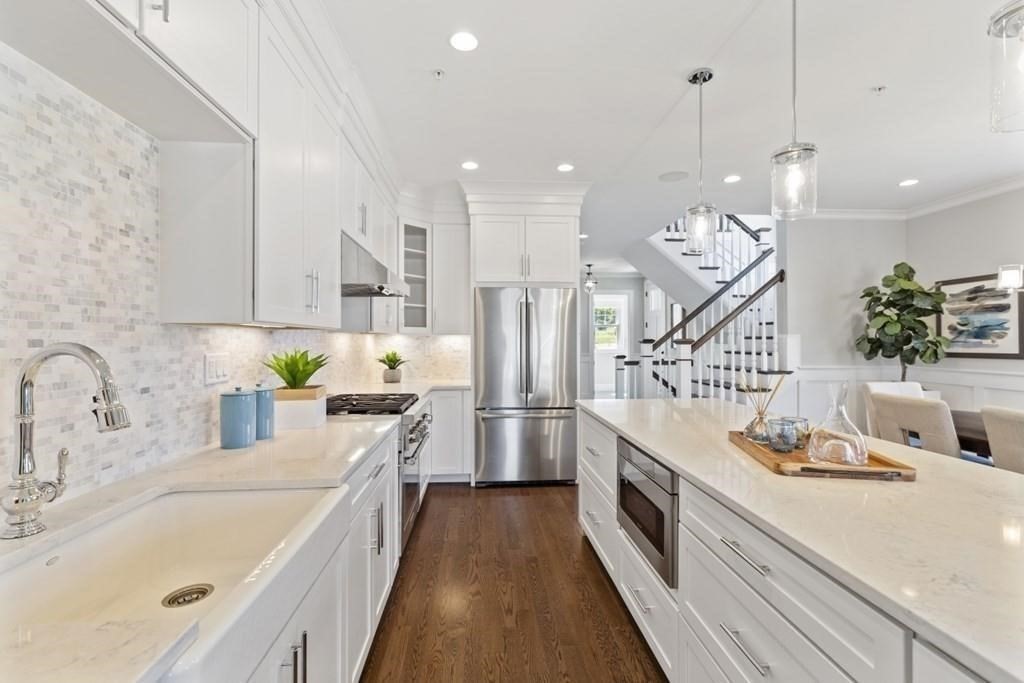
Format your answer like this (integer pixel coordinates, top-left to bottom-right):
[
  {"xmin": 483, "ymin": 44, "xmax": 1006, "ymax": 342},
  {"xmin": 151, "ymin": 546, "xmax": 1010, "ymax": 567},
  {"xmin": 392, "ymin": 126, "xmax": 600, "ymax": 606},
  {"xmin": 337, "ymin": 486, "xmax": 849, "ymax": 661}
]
[{"xmin": 399, "ymin": 219, "xmax": 432, "ymax": 334}]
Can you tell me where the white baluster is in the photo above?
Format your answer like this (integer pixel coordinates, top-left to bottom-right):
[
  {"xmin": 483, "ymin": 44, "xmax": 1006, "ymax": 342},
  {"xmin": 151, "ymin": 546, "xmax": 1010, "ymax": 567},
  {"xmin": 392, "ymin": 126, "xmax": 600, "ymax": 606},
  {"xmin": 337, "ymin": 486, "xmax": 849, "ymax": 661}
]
[{"xmin": 614, "ymin": 355, "xmax": 626, "ymax": 399}]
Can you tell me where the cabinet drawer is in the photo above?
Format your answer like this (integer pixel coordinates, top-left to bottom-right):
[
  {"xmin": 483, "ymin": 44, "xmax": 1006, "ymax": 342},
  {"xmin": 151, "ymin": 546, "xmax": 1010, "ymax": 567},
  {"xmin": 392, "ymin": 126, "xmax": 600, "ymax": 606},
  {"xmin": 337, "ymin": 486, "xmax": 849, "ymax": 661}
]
[
  {"xmin": 913, "ymin": 641, "xmax": 983, "ymax": 683},
  {"xmin": 348, "ymin": 432, "xmax": 395, "ymax": 513},
  {"xmin": 579, "ymin": 413, "xmax": 618, "ymax": 503},
  {"xmin": 680, "ymin": 484, "xmax": 907, "ymax": 682},
  {"xmin": 578, "ymin": 467, "xmax": 618, "ymax": 581},
  {"xmin": 679, "ymin": 615, "xmax": 729, "ymax": 683},
  {"xmin": 680, "ymin": 527, "xmax": 852, "ymax": 683},
  {"xmin": 618, "ymin": 530, "xmax": 678, "ymax": 679}
]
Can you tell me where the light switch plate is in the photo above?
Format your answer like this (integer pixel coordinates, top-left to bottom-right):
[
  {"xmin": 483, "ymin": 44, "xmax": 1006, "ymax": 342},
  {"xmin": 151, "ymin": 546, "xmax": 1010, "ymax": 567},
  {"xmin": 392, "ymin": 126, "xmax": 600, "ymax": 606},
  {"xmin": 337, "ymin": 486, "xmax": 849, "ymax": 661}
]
[{"xmin": 204, "ymin": 352, "xmax": 230, "ymax": 386}]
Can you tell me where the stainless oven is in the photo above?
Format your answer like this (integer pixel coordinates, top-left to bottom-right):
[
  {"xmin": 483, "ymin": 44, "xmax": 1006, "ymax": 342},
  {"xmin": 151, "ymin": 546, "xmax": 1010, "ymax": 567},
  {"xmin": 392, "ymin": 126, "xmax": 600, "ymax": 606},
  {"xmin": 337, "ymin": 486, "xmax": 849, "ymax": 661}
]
[
  {"xmin": 400, "ymin": 401, "xmax": 431, "ymax": 549},
  {"xmin": 617, "ymin": 437, "xmax": 679, "ymax": 588}
]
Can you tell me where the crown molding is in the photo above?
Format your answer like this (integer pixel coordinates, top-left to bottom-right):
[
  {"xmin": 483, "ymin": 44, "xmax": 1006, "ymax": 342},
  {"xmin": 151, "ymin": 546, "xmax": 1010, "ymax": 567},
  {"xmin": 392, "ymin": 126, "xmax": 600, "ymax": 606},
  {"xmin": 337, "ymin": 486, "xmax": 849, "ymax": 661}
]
[
  {"xmin": 460, "ymin": 181, "xmax": 592, "ymax": 217},
  {"xmin": 906, "ymin": 173, "xmax": 1024, "ymax": 220}
]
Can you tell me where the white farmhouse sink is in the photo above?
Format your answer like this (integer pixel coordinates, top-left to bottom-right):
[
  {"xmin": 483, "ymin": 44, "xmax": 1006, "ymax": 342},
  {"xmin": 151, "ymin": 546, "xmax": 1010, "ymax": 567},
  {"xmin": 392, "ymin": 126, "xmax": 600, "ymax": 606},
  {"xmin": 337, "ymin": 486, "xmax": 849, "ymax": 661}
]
[{"xmin": 2, "ymin": 489, "xmax": 327, "ymax": 628}]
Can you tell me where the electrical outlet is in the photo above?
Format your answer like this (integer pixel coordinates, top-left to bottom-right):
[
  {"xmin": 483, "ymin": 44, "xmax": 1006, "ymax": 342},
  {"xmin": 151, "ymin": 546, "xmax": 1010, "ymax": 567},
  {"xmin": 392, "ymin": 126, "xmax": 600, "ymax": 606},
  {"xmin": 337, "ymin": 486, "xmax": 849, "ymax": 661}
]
[{"xmin": 204, "ymin": 352, "xmax": 230, "ymax": 386}]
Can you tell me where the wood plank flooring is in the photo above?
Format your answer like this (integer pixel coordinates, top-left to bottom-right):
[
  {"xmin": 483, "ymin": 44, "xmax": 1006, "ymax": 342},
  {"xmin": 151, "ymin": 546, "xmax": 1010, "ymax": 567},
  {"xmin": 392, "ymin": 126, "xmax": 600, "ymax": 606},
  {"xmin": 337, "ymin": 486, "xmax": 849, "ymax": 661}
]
[{"xmin": 361, "ymin": 484, "xmax": 667, "ymax": 683}]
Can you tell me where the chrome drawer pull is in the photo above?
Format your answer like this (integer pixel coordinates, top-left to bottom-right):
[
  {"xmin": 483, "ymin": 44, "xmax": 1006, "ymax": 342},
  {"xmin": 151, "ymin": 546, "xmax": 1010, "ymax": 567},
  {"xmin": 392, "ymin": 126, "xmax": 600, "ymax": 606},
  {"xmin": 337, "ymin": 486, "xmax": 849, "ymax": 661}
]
[
  {"xmin": 720, "ymin": 537, "xmax": 770, "ymax": 577},
  {"xmin": 719, "ymin": 623, "xmax": 770, "ymax": 677},
  {"xmin": 368, "ymin": 462, "xmax": 386, "ymax": 480},
  {"xmin": 585, "ymin": 509, "xmax": 601, "ymax": 525},
  {"xmin": 585, "ymin": 446, "xmax": 601, "ymax": 458},
  {"xmin": 625, "ymin": 584, "xmax": 652, "ymax": 614}
]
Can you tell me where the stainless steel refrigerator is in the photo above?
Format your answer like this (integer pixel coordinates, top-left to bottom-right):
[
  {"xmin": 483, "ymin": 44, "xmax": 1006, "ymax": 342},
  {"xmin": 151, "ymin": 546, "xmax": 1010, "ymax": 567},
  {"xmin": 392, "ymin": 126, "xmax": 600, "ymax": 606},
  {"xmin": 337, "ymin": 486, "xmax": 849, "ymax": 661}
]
[{"xmin": 474, "ymin": 287, "xmax": 577, "ymax": 484}]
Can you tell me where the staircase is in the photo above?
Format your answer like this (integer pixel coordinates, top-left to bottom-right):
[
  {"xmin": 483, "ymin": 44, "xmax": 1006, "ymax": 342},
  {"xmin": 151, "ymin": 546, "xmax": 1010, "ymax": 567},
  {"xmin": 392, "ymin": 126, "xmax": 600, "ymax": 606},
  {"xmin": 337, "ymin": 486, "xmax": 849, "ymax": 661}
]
[{"xmin": 616, "ymin": 215, "xmax": 790, "ymax": 404}]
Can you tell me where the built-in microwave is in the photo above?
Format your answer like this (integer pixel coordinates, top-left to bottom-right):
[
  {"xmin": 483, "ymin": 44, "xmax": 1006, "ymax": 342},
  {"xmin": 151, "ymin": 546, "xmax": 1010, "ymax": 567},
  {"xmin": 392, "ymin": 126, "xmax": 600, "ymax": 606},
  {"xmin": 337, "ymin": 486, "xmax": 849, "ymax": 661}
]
[{"xmin": 616, "ymin": 437, "xmax": 679, "ymax": 588}]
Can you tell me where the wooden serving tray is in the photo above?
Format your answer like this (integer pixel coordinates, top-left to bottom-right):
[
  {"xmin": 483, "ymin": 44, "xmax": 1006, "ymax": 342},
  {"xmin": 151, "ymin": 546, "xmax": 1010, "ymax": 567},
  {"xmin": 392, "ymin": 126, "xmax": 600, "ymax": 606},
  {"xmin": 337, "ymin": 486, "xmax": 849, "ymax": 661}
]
[{"xmin": 728, "ymin": 431, "xmax": 916, "ymax": 481}]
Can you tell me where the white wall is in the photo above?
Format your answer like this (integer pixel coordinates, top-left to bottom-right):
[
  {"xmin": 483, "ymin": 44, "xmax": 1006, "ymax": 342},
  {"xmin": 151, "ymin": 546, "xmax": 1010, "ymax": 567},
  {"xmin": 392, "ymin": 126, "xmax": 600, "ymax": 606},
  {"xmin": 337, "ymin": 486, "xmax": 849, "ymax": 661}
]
[
  {"xmin": 779, "ymin": 217, "xmax": 908, "ymax": 367},
  {"xmin": 579, "ymin": 274, "xmax": 645, "ymax": 398}
]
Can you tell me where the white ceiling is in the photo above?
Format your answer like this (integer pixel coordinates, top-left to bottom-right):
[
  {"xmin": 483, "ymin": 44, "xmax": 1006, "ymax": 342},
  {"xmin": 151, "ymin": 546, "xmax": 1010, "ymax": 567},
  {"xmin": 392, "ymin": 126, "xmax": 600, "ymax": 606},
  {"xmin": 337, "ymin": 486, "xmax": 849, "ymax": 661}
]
[{"xmin": 327, "ymin": 0, "xmax": 1024, "ymax": 262}]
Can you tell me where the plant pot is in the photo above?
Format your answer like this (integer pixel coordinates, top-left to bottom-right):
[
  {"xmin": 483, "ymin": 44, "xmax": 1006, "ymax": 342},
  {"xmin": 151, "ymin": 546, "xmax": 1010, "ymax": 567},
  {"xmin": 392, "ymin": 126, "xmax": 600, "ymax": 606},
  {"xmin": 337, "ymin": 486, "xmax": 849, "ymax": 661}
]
[
  {"xmin": 382, "ymin": 368, "xmax": 402, "ymax": 384},
  {"xmin": 273, "ymin": 385, "xmax": 327, "ymax": 430}
]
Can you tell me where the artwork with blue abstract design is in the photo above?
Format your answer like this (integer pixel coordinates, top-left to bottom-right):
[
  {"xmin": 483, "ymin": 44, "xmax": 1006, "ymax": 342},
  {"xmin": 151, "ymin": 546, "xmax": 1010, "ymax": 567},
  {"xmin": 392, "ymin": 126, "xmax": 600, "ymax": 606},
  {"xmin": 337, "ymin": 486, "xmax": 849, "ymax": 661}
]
[{"xmin": 936, "ymin": 274, "xmax": 1024, "ymax": 359}]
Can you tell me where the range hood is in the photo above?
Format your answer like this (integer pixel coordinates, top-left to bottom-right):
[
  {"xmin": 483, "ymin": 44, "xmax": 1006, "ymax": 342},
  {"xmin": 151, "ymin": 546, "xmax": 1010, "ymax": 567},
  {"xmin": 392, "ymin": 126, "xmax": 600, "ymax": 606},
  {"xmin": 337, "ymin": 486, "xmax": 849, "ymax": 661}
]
[{"xmin": 341, "ymin": 233, "xmax": 409, "ymax": 298}]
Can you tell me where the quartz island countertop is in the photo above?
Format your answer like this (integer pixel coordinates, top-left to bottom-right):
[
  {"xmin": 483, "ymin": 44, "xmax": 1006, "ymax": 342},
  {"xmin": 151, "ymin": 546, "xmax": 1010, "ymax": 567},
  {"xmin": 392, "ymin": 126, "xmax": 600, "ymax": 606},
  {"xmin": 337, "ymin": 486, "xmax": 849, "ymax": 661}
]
[{"xmin": 577, "ymin": 397, "xmax": 1024, "ymax": 683}]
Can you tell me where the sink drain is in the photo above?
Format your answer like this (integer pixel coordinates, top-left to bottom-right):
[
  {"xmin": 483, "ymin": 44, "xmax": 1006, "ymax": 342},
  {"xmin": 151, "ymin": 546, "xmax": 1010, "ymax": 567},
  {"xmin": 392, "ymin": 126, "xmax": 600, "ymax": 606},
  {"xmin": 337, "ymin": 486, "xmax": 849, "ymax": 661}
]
[{"xmin": 161, "ymin": 583, "xmax": 214, "ymax": 608}]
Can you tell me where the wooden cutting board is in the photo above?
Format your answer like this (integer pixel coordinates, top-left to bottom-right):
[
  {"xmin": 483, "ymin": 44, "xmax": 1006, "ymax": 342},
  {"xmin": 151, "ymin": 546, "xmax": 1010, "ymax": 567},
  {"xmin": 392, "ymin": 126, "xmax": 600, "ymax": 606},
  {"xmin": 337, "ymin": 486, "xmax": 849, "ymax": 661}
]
[{"xmin": 728, "ymin": 431, "xmax": 916, "ymax": 481}]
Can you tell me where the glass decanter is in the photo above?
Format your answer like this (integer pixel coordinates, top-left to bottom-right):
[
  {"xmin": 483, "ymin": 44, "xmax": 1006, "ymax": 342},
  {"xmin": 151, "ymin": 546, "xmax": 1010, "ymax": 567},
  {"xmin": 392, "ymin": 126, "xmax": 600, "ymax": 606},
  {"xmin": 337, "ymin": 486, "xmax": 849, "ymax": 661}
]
[{"xmin": 807, "ymin": 382, "xmax": 868, "ymax": 466}]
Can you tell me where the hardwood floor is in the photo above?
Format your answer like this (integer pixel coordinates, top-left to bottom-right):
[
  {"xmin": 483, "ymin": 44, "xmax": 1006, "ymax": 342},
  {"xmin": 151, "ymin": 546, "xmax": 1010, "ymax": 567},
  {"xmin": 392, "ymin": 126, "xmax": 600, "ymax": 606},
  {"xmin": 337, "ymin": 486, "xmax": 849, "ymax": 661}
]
[{"xmin": 361, "ymin": 484, "xmax": 667, "ymax": 683}]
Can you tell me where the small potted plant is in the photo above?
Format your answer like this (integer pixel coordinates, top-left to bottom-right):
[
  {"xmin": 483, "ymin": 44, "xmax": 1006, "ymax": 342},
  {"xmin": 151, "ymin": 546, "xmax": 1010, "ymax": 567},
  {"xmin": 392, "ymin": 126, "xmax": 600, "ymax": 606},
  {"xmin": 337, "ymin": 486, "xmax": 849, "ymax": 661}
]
[
  {"xmin": 264, "ymin": 349, "xmax": 329, "ymax": 429},
  {"xmin": 377, "ymin": 350, "xmax": 407, "ymax": 383}
]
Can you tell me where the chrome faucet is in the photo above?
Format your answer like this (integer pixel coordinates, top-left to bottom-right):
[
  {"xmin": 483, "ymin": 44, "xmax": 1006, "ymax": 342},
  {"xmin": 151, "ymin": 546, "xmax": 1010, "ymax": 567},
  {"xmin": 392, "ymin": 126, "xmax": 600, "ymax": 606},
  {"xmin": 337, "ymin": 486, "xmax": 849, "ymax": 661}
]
[{"xmin": 1, "ymin": 343, "xmax": 131, "ymax": 539}]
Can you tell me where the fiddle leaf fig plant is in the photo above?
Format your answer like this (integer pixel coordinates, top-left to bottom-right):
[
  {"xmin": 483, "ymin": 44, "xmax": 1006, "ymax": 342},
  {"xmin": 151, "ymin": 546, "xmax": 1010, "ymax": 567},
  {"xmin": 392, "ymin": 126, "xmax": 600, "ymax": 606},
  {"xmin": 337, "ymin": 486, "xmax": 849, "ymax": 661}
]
[
  {"xmin": 854, "ymin": 262, "xmax": 951, "ymax": 381},
  {"xmin": 377, "ymin": 350, "xmax": 407, "ymax": 370},
  {"xmin": 263, "ymin": 349, "xmax": 329, "ymax": 389}
]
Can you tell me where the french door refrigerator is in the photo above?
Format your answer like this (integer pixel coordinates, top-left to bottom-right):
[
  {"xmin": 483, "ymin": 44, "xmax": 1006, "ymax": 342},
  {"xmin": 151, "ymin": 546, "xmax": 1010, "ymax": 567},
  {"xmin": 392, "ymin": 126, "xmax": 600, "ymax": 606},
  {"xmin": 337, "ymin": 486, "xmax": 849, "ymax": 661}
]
[{"xmin": 474, "ymin": 287, "xmax": 577, "ymax": 484}]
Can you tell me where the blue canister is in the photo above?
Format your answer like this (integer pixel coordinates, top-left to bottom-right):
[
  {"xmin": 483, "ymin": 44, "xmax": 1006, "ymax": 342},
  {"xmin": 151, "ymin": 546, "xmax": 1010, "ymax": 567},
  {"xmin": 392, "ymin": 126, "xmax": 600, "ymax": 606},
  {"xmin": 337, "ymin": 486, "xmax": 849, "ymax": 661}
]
[
  {"xmin": 220, "ymin": 387, "xmax": 256, "ymax": 449},
  {"xmin": 254, "ymin": 383, "xmax": 275, "ymax": 441}
]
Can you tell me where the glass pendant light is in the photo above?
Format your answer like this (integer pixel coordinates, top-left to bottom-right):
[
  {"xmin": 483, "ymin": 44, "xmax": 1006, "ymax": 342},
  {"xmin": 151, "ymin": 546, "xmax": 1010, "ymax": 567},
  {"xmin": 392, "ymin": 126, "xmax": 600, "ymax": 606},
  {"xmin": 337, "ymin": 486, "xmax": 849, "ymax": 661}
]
[
  {"xmin": 583, "ymin": 264, "xmax": 598, "ymax": 294},
  {"xmin": 771, "ymin": 0, "xmax": 818, "ymax": 220},
  {"xmin": 684, "ymin": 68, "xmax": 717, "ymax": 255},
  {"xmin": 990, "ymin": 1, "xmax": 1024, "ymax": 132}
]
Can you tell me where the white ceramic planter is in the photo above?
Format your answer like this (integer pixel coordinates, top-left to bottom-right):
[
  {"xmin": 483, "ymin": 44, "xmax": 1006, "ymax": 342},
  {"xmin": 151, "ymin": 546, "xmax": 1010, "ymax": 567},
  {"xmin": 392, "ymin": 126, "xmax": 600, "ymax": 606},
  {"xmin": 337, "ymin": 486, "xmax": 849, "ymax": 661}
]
[
  {"xmin": 274, "ymin": 386, "xmax": 327, "ymax": 430},
  {"xmin": 382, "ymin": 368, "xmax": 402, "ymax": 383}
]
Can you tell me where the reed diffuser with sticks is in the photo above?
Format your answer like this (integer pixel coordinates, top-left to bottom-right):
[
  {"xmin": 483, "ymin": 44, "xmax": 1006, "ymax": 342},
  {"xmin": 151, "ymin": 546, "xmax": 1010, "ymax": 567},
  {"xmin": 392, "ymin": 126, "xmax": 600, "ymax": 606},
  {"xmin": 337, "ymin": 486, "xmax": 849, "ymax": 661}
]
[{"xmin": 737, "ymin": 370, "xmax": 788, "ymax": 443}]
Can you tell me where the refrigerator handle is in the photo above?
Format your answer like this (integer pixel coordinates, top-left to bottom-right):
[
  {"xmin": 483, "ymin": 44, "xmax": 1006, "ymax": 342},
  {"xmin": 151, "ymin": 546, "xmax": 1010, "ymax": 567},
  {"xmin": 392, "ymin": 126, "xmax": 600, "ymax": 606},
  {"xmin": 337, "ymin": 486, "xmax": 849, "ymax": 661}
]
[
  {"xmin": 526, "ymin": 299, "xmax": 534, "ymax": 395},
  {"xmin": 518, "ymin": 299, "xmax": 527, "ymax": 396}
]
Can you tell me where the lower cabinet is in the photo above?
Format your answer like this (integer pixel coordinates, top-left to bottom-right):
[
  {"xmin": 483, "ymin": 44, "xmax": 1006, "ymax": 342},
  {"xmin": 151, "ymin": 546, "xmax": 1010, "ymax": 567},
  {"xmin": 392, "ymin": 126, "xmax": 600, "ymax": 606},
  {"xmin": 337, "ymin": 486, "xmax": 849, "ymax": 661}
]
[
  {"xmin": 678, "ymin": 615, "xmax": 729, "ymax": 683},
  {"xmin": 618, "ymin": 530, "xmax": 678, "ymax": 681},
  {"xmin": 248, "ymin": 543, "xmax": 343, "ymax": 682},
  {"xmin": 430, "ymin": 390, "xmax": 468, "ymax": 477},
  {"xmin": 912, "ymin": 641, "xmax": 983, "ymax": 683}
]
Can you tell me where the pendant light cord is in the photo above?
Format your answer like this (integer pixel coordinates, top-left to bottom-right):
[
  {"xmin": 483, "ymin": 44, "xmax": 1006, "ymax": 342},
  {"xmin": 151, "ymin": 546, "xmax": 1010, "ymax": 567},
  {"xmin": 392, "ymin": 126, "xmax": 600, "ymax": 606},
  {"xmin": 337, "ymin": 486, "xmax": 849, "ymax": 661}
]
[
  {"xmin": 698, "ymin": 77, "xmax": 704, "ymax": 204},
  {"xmin": 791, "ymin": 0, "xmax": 798, "ymax": 143}
]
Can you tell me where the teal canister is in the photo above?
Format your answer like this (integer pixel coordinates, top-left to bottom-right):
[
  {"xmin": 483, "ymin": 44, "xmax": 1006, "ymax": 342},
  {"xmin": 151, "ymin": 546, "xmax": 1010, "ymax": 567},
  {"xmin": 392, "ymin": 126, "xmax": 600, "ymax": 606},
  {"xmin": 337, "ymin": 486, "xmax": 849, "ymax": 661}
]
[
  {"xmin": 255, "ymin": 383, "xmax": 275, "ymax": 441},
  {"xmin": 220, "ymin": 387, "xmax": 257, "ymax": 449}
]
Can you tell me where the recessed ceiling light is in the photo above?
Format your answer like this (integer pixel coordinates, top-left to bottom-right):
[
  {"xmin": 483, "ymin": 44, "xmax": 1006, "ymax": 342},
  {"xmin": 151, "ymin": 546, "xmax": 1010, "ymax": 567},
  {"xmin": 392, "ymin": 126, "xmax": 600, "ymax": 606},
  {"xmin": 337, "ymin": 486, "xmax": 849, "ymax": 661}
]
[
  {"xmin": 449, "ymin": 32, "xmax": 478, "ymax": 51},
  {"xmin": 579, "ymin": 234, "xmax": 589, "ymax": 239},
  {"xmin": 898, "ymin": 178, "xmax": 919, "ymax": 187},
  {"xmin": 461, "ymin": 160, "xmax": 479, "ymax": 171},
  {"xmin": 723, "ymin": 174, "xmax": 742, "ymax": 184},
  {"xmin": 658, "ymin": 171, "xmax": 689, "ymax": 182},
  {"xmin": 557, "ymin": 163, "xmax": 575, "ymax": 173}
]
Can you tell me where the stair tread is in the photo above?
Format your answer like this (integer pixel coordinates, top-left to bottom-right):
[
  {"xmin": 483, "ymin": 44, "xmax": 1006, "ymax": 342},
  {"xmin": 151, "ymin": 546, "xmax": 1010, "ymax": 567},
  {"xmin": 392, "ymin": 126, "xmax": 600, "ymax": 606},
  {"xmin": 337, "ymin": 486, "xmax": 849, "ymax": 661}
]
[
  {"xmin": 742, "ymin": 336, "xmax": 775, "ymax": 340},
  {"xmin": 724, "ymin": 350, "xmax": 774, "ymax": 355},
  {"xmin": 691, "ymin": 379, "xmax": 771, "ymax": 392},
  {"xmin": 698, "ymin": 266, "xmax": 720, "ymax": 270}
]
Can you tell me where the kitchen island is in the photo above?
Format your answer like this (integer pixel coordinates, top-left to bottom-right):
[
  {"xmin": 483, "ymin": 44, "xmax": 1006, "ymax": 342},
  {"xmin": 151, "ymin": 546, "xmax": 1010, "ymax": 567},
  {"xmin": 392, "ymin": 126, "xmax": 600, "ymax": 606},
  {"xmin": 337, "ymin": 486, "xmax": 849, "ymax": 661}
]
[{"xmin": 578, "ymin": 398, "xmax": 1024, "ymax": 683}]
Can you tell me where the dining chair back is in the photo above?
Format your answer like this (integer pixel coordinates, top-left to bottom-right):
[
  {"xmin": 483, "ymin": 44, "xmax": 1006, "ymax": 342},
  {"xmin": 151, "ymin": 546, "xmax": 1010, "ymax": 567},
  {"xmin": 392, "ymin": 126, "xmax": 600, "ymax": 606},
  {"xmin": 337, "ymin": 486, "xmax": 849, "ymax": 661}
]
[
  {"xmin": 872, "ymin": 394, "xmax": 961, "ymax": 457},
  {"xmin": 862, "ymin": 382, "xmax": 925, "ymax": 437},
  {"xmin": 981, "ymin": 406, "xmax": 1024, "ymax": 475}
]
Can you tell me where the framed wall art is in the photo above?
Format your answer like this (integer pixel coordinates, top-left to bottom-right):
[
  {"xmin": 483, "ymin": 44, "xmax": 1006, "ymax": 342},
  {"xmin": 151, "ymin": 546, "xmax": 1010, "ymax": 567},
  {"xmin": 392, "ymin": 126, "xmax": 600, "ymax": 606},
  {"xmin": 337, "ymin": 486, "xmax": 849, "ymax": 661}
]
[{"xmin": 935, "ymin": 274, "xmax": 1024, "ymax": 359}]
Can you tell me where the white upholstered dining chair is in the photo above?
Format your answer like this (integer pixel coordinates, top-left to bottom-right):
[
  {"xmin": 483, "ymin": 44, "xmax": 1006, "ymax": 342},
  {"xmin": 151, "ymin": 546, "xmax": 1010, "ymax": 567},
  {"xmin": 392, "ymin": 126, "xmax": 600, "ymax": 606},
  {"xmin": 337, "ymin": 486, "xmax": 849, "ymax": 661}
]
[
  {"xmin": 862, "ymin": 382, "xmax": 925, "ymax": 438},
  {"xmin": 871, "ymin": 394, "xmax": 962, "ymax": 457},
  {"xmin": 981, "ymin": 406, "xmax": 1024, "ymax": 475}
]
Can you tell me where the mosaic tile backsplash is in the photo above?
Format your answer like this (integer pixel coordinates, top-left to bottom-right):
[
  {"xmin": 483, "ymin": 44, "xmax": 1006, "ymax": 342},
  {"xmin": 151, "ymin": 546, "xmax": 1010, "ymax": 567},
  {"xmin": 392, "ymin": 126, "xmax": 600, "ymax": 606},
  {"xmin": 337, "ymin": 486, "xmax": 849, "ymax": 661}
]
[{"xmin": 0, "ymin": 44, "xmax": 468, "ymax": 502}]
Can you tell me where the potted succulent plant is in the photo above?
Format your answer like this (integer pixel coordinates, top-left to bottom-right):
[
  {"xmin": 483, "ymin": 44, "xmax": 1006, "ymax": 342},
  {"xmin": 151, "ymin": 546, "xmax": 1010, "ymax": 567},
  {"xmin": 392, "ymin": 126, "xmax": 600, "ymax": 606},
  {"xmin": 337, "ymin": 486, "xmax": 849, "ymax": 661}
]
[
  {"xmin": 264, "ymin": 349, "xmax": 329, "ymax": 429},
  {"xmin": 377, "ymin": 350, "xmax": 407, "ymax": 383}
]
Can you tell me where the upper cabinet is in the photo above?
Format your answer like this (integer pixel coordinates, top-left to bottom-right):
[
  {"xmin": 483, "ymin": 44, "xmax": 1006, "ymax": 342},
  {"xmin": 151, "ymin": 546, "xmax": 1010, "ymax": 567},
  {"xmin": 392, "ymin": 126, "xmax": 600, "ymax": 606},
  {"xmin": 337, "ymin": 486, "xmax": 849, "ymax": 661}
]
[
  {"xmin": 463, "ymin": 182, "xmax": 589, "ymax": 288},
  {"xmin": 399, "ymin": 219, "xmax": 432, "ymax": 335},
  {"xmin": 254, "ymin": 13, "xmax": 339, "ymax": 328},
  {"xmin": 139, "ymin": 0, "xmax": 259, "ymax": 133},
  {"xmin": 97, "ymin": 0, "xmax": 139, "ymax": 28},
  {"xmin": 432, "ymin": 224, "xmax": 471, "ymax": 334},
  {"xmin": 472, "ymin": 214, "xmax": 579, "ymax": 285}
]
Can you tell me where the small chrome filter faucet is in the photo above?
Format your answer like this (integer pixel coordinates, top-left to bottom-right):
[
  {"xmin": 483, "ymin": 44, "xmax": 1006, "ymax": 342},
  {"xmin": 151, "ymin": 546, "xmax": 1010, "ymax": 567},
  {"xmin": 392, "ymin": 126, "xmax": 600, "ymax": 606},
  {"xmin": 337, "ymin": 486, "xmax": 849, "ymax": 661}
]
[{"xmin": 1, "ymin": 343, "xmax": 131, "ymax": 539}]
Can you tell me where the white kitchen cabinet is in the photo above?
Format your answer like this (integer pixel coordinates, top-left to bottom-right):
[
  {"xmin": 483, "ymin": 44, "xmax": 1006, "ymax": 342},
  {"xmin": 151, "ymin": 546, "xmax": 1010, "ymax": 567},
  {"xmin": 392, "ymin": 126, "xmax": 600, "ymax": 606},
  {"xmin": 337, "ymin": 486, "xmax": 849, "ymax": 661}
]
[
  {"xmin": 98, "ymin": 0, "xmax": 139, "ymax": 27},
  {"xmin": 303, "ymin": 94, "xmax": 342, "ymax": 328},
  {"xmin": 432, "ymin": 224, "xmax": 471, "ymax": 334},
  {"xmin": 345, "ymin": 485, "xmax": 376, "ymax": 682},
  {"xmin": 248, "ymin": 544, "xmax": 342, "ymax": 682},
  {"xmin": 678, "ymin": 615, "xmax": 730, "ymax": 683},
  {"xmin": 370, "ymin": 468, "xmax": 394, "ymax": 628},
  {"xmin": 524, "ymin": 216, "xmax": 578, "ymax": 283},
  {"xmin": 139, "ymin": 0, "xmax": 258, "ymax": 133},
  {"xmin": 254, "ymin": 17, "xmax": 307, "ymax": 326},
  {"xmin": 429, "ymin": 391, "xmax": 467, "ymax": 476},
  {"xmin": 255, "ymin": 13, "xmax": 340, "ymax": 328},
  {"xmin": 913, "ymin": 641, "xmax": 982, "ymax": 683},
  {"xmin": 340, "ymin": 140, "xmax": 366, "ymax": 247},
  {"xmin": 400, "ymin": 219, "xmax": 432, "ymax": 335},
  {"xmin": 472, "ymin": 214, "xmax": 578, "ymax": 285},
  {"xmin": 370, "ymin": 298, "xmax": 399, "ymax": 334},
  {"xmin": 472, "ymin": 215, "xmax": 526, "ymax": 283},
  {"xmin": 373, "ymin": 190, "xmax": 398, "ymax": 274}
]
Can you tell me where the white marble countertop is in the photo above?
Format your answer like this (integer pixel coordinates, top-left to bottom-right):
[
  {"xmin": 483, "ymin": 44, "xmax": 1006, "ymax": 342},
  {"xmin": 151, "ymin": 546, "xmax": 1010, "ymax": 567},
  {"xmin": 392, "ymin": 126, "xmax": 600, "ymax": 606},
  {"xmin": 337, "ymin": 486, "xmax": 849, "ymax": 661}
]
[
  {"xmin": 577, "ymin": 398, "xmax": 1024, "ymax": 683},
  {"xmin": 0, "ymin": 414, "xmax": 400, "ymax": 683}
]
